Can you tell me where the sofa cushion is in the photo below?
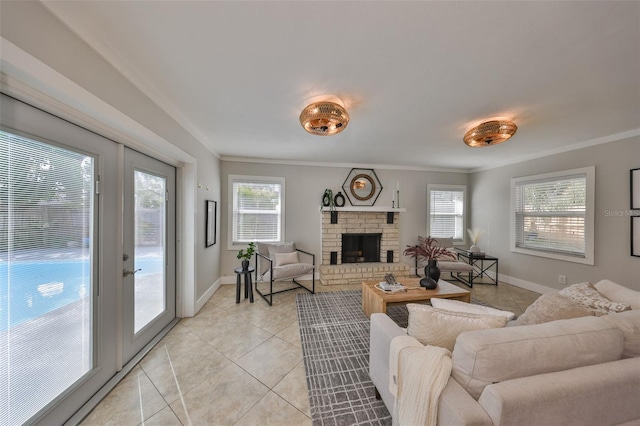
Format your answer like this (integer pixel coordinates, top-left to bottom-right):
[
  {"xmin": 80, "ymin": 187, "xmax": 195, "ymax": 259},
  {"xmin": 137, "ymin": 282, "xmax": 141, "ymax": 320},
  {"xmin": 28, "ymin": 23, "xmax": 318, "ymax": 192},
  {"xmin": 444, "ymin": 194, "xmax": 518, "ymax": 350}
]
[
  {"xmin": 431, "ymin": 298, "xmax": 516, "ymax": 321},
  {"xmin": 559, "ymin": 282, "xmax": 631, "ymax": 315},
  {"xmin": 516, "ymin": 292, "xmax": 596, "ymax": 325},
  {"xmin": 599, "ymin": 310, "xmax": 640, "ymax": 358},
  {"xmin": 406, "ymin": 304, "xmax": 508, "ymax": 351},
  {"xmin": 477, "ymin": 358, "xmax": 640, "ymax": 426},
  {"xmin": 452, "ymin": 316, "xmax": 625, "ymax": 400},
  {"xmin": 594, "ymin": 279, "xmax": 640, "ymax": 310}
]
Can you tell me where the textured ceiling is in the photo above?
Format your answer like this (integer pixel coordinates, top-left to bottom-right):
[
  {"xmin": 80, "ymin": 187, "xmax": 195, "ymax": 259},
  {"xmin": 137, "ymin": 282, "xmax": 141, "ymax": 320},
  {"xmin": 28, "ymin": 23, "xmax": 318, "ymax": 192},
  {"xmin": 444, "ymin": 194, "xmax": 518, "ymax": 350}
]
[{"xmin": 43, "ymin": 1, "xmax": 640, "ymax": 171}]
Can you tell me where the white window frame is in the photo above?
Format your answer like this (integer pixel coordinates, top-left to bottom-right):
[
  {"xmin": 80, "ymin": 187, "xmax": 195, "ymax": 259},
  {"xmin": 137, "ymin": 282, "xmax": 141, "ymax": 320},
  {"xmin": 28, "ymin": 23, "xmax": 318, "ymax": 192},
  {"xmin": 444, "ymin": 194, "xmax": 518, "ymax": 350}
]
[
  {"xmin": 426, "ymin": 184, "xmax": 466, "ymax": 244},
  {"xmin": 227, "ymin": 174, "xmax": 285, "ymax": 249},
  {"xmin": 510, "ymin": 166, "xmax": 595, "ymax": 265}
]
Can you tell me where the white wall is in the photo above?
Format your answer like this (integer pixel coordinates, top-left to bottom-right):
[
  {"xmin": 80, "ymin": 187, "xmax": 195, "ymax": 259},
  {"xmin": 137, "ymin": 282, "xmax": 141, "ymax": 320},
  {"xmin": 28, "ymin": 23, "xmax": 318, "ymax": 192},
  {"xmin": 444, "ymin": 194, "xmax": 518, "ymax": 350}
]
[
  {"xmin": 470, "ymin": 137, "xmax": 640, "ymax": 291},
  {"xmin": 1, "ymin": 1, "xmax": 221, "ymax": 305},
  {"xmin": 220, "ymin": 161, "xmax": 468, "ymax": 278}
]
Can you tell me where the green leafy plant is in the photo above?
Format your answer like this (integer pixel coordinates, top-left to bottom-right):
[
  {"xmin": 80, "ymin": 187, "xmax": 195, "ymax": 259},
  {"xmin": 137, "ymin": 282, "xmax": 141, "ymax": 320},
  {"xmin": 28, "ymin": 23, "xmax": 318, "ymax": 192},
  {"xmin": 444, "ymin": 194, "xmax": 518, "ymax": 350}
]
[
  {"xmin": 403, "ymin": 236, "xmax": 456, "ymax": 261},
  {"xmin": 322, "ymin": 188, "xmax": 335, "ymax": 211},
  {"xmin": 237, "ymin": 242, "xmax": 256, "ymax": 261}
]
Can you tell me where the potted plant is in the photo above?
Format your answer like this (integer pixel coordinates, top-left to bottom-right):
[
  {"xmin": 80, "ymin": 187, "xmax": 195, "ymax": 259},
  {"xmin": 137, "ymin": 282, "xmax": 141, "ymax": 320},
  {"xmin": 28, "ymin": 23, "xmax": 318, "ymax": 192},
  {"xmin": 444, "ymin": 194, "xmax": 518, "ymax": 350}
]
[
  {"xmin": 237, "ymin": 242, "xmax": 256, "ymax": 270},
  {"xmin": 403, "ymin": 236, "xmax": 456, "ymax": 289}
]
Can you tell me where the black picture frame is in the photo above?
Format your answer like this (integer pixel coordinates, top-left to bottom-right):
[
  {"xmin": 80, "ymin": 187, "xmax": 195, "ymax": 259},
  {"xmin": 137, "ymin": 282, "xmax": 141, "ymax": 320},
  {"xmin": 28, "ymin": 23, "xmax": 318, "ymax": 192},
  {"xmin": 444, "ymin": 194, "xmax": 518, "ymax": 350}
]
[
  {"xmin": 632, "ymin": 168, "xmax": 640, "ymax": 209},
  {"xmin": 206, "ymin": 200, "xmax": 216, "ymax": 247},
  {"xmin": 632, "ymin": 217, "xmax": 640, "ymax": 257}
]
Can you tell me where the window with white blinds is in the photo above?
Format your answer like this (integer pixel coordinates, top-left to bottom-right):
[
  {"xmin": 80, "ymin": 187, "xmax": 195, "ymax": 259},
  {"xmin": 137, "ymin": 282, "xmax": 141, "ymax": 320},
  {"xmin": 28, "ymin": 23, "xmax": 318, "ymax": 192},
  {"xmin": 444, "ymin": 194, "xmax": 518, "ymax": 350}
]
[
  {"xmin": 229, "ymin": 175, "xmax": 285, "ymax": 246},
  {"xmin": 511, "ymin": 166, "xmax": 595, "ymax": 265},
  {"xmin": 1, "ymin": 129, "xmax": 94, "ymax": 424},
  {"xmin": 427, "ymin": 185, "xmax": 466, "ymax": 241}
]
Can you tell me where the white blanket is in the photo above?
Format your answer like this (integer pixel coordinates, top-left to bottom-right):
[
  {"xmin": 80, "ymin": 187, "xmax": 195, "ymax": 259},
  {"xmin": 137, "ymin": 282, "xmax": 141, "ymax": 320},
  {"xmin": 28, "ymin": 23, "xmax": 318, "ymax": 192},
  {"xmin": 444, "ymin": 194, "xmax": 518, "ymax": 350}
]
[
  {"xmin": 389, "ymin": 336, "xmax": 423, "ymax": 398},
  {"xmin": 392, "ymin": 340, "xmax": 452, "ymax": 426}
]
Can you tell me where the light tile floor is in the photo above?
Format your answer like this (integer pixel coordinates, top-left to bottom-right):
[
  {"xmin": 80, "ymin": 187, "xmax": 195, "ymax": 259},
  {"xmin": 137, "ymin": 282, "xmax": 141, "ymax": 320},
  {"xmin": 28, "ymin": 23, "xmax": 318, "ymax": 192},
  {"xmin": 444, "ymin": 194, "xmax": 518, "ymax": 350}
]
[{"xmin": 80, "ymin": 279, "xmax": 539, "ymax": 425}]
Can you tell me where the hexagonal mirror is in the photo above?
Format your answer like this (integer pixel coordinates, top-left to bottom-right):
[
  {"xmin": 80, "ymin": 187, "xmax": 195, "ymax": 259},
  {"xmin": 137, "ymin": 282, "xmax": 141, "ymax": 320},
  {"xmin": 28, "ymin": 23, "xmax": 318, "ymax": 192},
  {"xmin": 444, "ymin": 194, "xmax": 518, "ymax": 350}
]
[{"xmin": 342, "ymin": 168, "xmax": 383, "ymax": 206}]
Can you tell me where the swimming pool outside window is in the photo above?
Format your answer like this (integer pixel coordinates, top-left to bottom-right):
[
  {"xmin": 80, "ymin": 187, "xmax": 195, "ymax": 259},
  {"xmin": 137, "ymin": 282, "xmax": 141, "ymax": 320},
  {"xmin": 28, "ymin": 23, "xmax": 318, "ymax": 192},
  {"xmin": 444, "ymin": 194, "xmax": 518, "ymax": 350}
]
[{"xmin": 1, "ymin": 130, "xmax": 94, "ymax": 425}]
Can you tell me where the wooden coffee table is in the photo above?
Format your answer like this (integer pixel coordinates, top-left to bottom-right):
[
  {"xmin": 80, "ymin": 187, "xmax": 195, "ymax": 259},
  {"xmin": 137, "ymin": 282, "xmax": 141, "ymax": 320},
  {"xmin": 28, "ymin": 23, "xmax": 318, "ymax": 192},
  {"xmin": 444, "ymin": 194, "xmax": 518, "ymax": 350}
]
[{"xmin": 361, "ymin": 278, "xmax": 471, "ymax": 318}]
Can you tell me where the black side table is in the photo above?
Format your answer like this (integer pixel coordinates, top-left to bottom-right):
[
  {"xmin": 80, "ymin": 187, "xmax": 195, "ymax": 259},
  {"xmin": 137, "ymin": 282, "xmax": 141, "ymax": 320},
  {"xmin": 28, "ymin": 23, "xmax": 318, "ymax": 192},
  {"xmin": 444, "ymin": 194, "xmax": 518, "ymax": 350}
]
[
  {"xmin": 454, "ymin": 249, "xmax": 499, "ymax": 287},
  {"xmin": 234, "ymin": 266, "xmax": 255, "ymax": 303}
]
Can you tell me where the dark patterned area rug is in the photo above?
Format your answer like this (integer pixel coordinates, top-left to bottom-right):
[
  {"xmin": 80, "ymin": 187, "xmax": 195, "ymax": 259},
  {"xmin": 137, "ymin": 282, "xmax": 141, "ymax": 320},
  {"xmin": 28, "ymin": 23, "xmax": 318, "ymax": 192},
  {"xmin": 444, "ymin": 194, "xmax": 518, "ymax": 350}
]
[
  {"xmin": 296, "ymin": 290, "xmax": 491, "ymax": 426},
  {"xmin": 296, "ymin": 290, "xmax": 392, "ymax": 426}
]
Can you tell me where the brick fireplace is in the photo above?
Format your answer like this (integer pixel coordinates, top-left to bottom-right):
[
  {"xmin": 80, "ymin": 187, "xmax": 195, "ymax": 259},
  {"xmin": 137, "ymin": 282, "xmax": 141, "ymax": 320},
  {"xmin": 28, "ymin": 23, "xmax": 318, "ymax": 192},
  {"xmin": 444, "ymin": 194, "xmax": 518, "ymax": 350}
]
[{"xmin": 319, "ymin": 209, "xmax": 410, "ymax": 285}]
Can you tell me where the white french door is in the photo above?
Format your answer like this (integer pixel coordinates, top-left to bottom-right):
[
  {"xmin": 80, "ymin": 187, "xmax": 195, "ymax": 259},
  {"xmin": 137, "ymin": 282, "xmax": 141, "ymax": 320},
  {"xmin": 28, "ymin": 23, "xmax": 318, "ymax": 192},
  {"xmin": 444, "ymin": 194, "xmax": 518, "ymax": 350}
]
[
  {"xmin": 122, "ymin": 148, "xmax": 176, "ymax": 363},
  {"xmin": 0, "ymin": 95, "xmax": 177, "ymax": 424},
  {"xmin": 0, "ymin": 94, "xmax": 119, "ymax": 425}
]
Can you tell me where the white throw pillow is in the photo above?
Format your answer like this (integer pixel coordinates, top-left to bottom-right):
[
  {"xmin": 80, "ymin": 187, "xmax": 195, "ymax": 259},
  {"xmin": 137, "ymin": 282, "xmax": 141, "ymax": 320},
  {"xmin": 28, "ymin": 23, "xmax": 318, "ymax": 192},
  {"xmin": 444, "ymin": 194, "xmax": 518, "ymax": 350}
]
[
  {"xmin": 431, "ymin": 298, "xmax": 516, "ymax": 321},
  {"xmin": 406, "ymin": 304, "xmax": 508, "ymax": 351},
  {"xmin": 559, "ymin": 282, "xmax": 631, "ymax": 315},
  {"xmin": 432, "ymin": 237, "xmax": 454, "ymax": 248},
  {"xmin": 594, "ymin": 280, "xmax": 640, "ymax": 310},
  {"xmin": 274, "ymin": 251, "xmax": 299, "ymax": 267}
]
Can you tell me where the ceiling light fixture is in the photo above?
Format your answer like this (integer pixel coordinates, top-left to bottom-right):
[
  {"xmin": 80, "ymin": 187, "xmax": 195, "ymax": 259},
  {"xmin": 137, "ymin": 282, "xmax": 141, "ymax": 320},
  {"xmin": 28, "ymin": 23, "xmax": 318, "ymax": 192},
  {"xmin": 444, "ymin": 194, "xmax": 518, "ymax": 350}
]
[
  {"xmin": 463, "ymin": 120, "xmax": 517, "ymax": 147},
  {"xmin": 300, "ymin": 101, "xmax": 349, "ymax": 136}
]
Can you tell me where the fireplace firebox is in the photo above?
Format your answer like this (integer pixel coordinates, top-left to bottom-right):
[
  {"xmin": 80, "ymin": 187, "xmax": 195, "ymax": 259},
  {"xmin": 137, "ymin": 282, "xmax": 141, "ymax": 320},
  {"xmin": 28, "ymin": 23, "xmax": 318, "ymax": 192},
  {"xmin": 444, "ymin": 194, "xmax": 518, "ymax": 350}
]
[{"xmin": 342, "ymin": 233, "xmax": 382, "ymax": 264}]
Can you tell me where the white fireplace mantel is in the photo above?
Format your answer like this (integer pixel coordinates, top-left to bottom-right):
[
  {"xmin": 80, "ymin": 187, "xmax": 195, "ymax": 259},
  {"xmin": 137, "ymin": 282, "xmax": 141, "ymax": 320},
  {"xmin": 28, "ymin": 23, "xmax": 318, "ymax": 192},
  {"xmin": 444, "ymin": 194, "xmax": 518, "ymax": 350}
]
[{"xmin": 320, "ymin": 206, "xmax": 406, "ymax": 213}]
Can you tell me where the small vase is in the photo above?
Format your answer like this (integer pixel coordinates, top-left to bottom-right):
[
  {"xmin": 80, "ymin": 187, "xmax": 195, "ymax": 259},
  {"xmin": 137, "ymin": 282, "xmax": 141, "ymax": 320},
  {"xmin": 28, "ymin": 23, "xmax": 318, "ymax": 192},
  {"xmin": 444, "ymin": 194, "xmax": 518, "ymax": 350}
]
[
  {"xmin": 469, "ymin": 244, "xmax": 481, "ymax": 253},
  {"xmin": 424, "ymin": 259, "xmax": 441, "ymax": 283},
  {"xmin": 241, "ymin": 260, "xmax": 249, "ymax": 270},
  {"xmin": 420, "ymin": 277, "xmax": 438, "ymax": 289}
]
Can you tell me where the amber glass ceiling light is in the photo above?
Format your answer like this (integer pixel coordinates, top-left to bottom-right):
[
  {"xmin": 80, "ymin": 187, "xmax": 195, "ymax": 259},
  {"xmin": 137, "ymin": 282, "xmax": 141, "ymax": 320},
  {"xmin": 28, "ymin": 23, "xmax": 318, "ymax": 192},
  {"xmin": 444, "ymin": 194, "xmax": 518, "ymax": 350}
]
[
  {"xmin": 300, "ymin": 101, "xmax": 349, "ymax": 136},
  {"xmin": 463, "ymin": 120, "xmax": 517, "ymax": 147}
]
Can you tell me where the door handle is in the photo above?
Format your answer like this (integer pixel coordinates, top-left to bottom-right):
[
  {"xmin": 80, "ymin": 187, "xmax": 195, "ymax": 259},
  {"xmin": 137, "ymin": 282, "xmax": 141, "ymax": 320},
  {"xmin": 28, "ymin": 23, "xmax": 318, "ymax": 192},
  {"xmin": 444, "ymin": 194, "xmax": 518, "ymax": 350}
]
[{"xmin": 123, "ymin": 268, "xmax": 142, "ymax": 277}]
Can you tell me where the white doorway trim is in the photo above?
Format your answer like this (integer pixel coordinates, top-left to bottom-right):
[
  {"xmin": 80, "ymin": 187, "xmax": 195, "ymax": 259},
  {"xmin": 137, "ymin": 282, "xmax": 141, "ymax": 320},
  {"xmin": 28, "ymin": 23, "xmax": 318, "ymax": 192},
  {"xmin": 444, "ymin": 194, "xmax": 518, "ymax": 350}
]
[{"xmin": 0, "ymin": 37, "xmax": 198, "ymax": 317}]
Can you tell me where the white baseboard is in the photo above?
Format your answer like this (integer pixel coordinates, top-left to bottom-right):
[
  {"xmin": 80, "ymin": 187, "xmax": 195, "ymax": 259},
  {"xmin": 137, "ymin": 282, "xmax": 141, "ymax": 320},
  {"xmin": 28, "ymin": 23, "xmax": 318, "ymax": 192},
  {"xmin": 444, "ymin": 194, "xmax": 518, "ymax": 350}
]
[
  {"xmin": 221, "ymin": 275, "xmax": 236, "ymax": 285},
  {"xmin": 193, "ymin": 277, "xmax": 222, "ymax": 315},
  {"xmin": 497, "ymin": 273, "xmax": 556, "ymax": 294}
]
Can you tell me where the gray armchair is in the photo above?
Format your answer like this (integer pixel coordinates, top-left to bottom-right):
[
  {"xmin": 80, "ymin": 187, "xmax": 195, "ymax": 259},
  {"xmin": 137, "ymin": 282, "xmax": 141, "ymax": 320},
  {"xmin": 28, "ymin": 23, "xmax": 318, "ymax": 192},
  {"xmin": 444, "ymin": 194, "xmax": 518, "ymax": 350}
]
[
  {"xmin": 254, "ymin": 242, "xmax": 315, "ymax": 306},
  {"xmin": 414, "ymin": 237, "xmax": 473, "ymax": 284}
]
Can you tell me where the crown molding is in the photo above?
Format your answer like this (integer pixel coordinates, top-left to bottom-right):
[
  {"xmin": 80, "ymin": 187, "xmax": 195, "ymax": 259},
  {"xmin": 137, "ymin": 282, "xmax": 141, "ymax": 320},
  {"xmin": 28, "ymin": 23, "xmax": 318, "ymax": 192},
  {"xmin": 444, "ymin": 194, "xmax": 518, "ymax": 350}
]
[
  {"xmin": 469, "ymin": 128, "xmax": 640, "ymax": 173},
  {"xmin": 41, "ymin": 3, "xmax": 221, "ymax": 160},
  {"xmin": 220, "ymin": 155, "xmax": 471, "ymax": 173},
  {"xmin": 0, "ymin": 37, "xmax": 195, "ymax": 166}
]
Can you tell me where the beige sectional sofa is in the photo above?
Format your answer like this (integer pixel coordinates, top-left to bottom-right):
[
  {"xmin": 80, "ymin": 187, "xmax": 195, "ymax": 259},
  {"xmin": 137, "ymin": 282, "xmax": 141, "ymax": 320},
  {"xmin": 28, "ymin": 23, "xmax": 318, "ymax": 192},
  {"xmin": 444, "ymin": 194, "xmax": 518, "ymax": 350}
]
[{"xmin": 370, "ymin": 289, "xmax": 640, "ymax": 425}]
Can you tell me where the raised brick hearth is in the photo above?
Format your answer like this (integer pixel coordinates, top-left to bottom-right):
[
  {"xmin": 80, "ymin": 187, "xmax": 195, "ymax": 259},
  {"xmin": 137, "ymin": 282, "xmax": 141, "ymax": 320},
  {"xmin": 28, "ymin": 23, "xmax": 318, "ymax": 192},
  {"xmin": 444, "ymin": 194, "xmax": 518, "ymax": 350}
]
[{"xmin": 320, "ymin": 210, "xmax": 410, "ymax": 285}]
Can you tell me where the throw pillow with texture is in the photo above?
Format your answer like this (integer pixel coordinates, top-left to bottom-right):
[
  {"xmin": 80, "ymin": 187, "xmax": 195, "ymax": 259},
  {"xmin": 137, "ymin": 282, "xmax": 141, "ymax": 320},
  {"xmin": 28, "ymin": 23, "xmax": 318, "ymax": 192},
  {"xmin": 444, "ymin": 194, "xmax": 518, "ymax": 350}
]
[
  {"xmin": 274, "ymin": 251, "xmax": 299, "ymax": 267},
  {"xmin": 516, "ymin": 292, "xmax": 596, "ymax": 326},
  {"xmin": 559, "ymin": 282, "xmax": 632, "ymax": 316},
  {"xmin": 406, "ymin": 304, "xmax": 508, "ymax": 351},
  {"xmin": 431, "ymin": 298, "xmax": 516, "ymax": 320}
]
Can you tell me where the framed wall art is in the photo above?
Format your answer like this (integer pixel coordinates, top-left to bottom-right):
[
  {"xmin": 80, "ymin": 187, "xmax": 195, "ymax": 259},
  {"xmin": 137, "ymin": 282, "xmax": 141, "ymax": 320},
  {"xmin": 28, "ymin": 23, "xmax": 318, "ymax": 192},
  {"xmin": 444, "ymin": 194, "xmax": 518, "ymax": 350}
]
[
  {"xmin": 206, "ymin": 200, "xmax": 217, "ymax": 247},
  {"xmin": 632, "ymin": 216, "xmax": 640, "ymax": 257},
  {"xmin": 632, "ymin": 168, "xmax": 640, "ymax": 209}
]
